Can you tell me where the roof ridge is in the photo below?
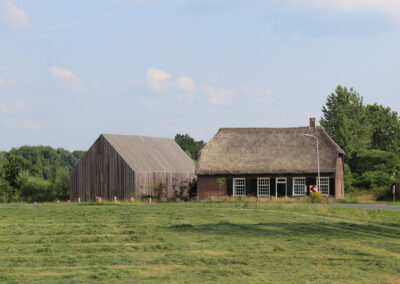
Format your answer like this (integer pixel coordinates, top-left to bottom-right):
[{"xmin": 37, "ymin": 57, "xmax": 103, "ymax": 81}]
[
  {"xmin": 219, "ymin": 126, "xmax": 320, "ymax": 131},
  {"xmin": 101, "ymin": 133, "xmax": 173, "ymax": 140}
]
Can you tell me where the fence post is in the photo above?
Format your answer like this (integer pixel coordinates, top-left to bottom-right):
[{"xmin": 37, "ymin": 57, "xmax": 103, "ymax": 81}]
[
  {"xmin": 393, "ymin": 185, "xmax": 396, "ymax": 202},
  {"xmin": 114, "ymin": 196, "xmax": 117, "ymax": 203},
  {"xmin": 130, "ymin": 197, "xmax": 134, "ymax": 203},
  {"xmin": 77, "ymin": 197, "xmax": 80, "ymax": 203},
  {"xmin": 149, "ymin": 198, "xmax": 152, "ymax": 204}
]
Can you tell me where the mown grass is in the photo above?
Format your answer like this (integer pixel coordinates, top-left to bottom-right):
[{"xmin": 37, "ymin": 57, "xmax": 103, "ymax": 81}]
[{"xmin": 0, "ymin": 203, "xmax": 399, "ymax": 283}]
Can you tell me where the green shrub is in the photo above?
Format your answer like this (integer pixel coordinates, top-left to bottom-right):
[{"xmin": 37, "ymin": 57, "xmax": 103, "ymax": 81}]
[
  {"xmin": 53, "ymin": 168, "xmax": 70, "ymax": 200},
  {"xmin": 150, "ymin": 183, "xmax": 166, "ymax": 199},
  {"xmin": 16, "ymin": 171, "xmax": 55, "ymax": 202},
  {"xmin": 353, "ymin": 171, "xmax": 394, "ymax": 190},
  {"xmin": 344, "ymin": 163, "xmax": 353, "ymax": 192},
  {"xmin": 0, "ymin": 179, "xmax": 16, "ymax": 203},
  {"xmin": 373, "ymin": 186, "xmax": 394, "ymax": 201},
  {"xmin": 309, "ymin": 192, "xmax": 327, "ymax": 203}
]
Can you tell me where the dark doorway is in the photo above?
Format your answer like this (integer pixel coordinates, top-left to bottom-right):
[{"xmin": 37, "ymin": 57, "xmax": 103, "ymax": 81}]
[
  {"xmin": 277, "ymin": 183, "xmax": 286, "ymax": 197},
  {"xmin": 276, "ymin": 178, "xmax": 286, "ymax": 197}
]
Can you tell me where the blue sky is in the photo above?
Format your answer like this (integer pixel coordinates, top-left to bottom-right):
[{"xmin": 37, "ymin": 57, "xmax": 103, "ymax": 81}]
[{"xmin": 1, "ymin": 0, "xmax": 400, "ymax": 151}]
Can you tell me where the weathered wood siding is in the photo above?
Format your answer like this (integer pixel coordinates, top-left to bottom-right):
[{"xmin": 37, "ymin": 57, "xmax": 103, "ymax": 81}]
[
  {"xmin": 135, "ymin": 171, "xmax": 196, "ymax": 198},
  {"xmin": 70, "ymin": 135, "xmax": 135, "ymax": 201}
]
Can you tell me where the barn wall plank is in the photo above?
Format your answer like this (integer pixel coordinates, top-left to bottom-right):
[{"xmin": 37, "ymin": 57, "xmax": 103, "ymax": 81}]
[
  {"xmin": 70, "ymin": 135, "xmax": 135, "ymax": 201},
  {"xmin": 135, "ymin": 171, "xmax": 196, "ymax": 198}
]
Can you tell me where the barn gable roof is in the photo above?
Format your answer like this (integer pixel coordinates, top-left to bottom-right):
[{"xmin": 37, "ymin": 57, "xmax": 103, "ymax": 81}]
[
  {"xmin": 101, "ymin": 134, "xmax": 195, "ymax": 173},
  {"xmin": 195, "ymin": 126, "xmax": 344, "ymax": 175}
]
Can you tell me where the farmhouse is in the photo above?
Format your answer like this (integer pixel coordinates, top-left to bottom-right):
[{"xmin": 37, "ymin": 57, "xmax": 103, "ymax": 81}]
[
  {"xmin": 196, "ymin": 118, "xmax": 345, "ymax": 199},
  {"xmin": 70, "ymin": 134, "xmax": 196, "ymax": 201}
]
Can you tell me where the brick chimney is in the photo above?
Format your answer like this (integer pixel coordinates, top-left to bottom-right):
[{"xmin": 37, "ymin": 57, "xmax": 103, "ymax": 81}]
[{"xmin": 309, "ymin": 117, "xmax": 316, "ymax": 130}]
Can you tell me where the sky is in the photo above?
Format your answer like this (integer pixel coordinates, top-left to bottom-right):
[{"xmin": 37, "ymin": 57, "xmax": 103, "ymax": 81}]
[{"xmin": 1, "ymin": 0, "xmax": 400, "ymax": 151}]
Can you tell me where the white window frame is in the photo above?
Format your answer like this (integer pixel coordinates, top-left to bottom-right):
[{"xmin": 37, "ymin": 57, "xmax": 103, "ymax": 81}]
[
  {"xmin": 233, "ymin": 178, "xmax": 246, "ymax": 196},
  {"xmin": 317, "ymin": 177, "xmax": 330, "ymax": 196},
  {"xmin": 293, "ymin": 177, "xmax": 306, "ymax": 196},
  {"xmin": 257, "ymin": 178, "xmax": 270, "ymax": 197}
]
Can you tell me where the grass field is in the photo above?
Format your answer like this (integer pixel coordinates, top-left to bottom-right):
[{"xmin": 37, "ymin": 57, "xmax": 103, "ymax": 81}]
[{"xmin": 0, "ymin": 203, "xmax": 399, "ymax": 283}]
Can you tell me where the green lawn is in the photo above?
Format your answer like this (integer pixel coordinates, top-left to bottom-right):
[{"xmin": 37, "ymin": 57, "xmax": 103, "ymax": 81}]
[{"xmin": 0, "ymin": 203, "xmax": 399, "ymax": 283}]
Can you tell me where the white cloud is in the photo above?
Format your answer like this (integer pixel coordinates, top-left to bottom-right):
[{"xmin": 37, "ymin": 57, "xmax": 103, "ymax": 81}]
[
  {"xmin": 0, "ymin": 101, "xmax": 30, "ymax": 113},
  {"xmin": 14, "ymin": 100, "xmax": 29, "ymax": 111},
  {"xmin": 92, "ymin": 81, "xmax": 102, "ymax": 90},
  {"xmin": 49, "ymin": 66, "xmax": 84, "ymax": 90},
  {"xmin": 2, "ymin": 1, "xmax": 30, "ymax": 29},
  {"xmin": 291, "ymin": 0, "xmax": 400, "ymax": 15},
  {"xmin": 204, "ymin": 86, "xmax": 233, "ymax": 105},
  {"xmin": 146, "ymin": 68, "xmax": 197, "ymax": 94},
  {"xmin": 176, "ymin": 76, "xmax": 196, "ymax": 92},
  {"xmin": 2, "ymin": 118, "xmax": 39, "ymax": 130},
  {"xmin": 2, "ymin": 119, "xmax": 17, "ymax": 128},
  {"xmin": 0, "ymin": 104, "xmax": 8, "ymax": 112},
  {"xmin": 82, "ymin": 106, "xmax": 93, "ymax": 111},
  {"xmin": 20, "ymin": 118, "xmax": 40, "ymax": 130},
  {"xmin": 146, "ymin": 68, "xmax": 172, "ymax": 91},
  {"xmin": 0, "ymin": 77, "xmax": 4, "ymax": 86},
  {"xmin": 242, "ymin": 87, "xmax": 275, "ymax": 104}
]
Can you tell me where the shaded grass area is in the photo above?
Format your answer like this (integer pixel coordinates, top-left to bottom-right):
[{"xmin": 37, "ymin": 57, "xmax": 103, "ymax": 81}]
[{"xmin": 0, "ymin": 204, "xmax": 399, "ymax": 283}]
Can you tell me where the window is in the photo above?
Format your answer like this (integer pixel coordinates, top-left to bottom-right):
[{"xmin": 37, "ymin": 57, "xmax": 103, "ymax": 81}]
[
  {"xmin": 293, "ymin": 178, "xmax": 306, "ymax": 196},
  {"xmin": 233, "ymin": 178, "xmax": 246, "ymax": 196},
  {"xmin": 317, "ymin": 177, "xmax": 329, "ymax": 196},
  {"xmin": 257, "ymin": 178, "xmax": 270, "ymax": 196}
]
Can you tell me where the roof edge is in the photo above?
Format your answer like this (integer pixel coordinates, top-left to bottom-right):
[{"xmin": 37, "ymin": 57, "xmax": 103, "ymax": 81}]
[{"xmin": 101, "ymin": 133, "xmax": 174, "ymax": 141}]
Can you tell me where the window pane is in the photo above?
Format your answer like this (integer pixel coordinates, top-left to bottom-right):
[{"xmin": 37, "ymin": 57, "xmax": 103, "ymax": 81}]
[
  {"xmin": 233, "ymin": 178, "xmax": 246, "ymax": 196},
  {"xmin": 317, "ymin": 178, "xmax": 329, "ymax": 196},
  {"xmin": 293, "ymin": 178, "xmax": 306, "ymax": 195},
  {"xmin": 257, "ymin": 178, "xmax": 270, "ymax": 196}
]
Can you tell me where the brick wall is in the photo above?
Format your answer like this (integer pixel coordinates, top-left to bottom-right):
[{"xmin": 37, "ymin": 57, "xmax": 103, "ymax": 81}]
[
  {"xmin": 197, "ymin": 176, "xmax": 227, "ymax": 199},
  {"xmin": 335, "ymin": 155, "xmax": 345, "ymax": 199}
]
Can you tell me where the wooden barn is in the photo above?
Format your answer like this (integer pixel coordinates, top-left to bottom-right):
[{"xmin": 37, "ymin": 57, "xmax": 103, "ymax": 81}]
[
  {"xmin": 70, "ymin": 134, "xmax": 196, "ymax": 201},
  {"xmin": 195, "ymin": 118, "xmax": 345, "ymax": 199}
]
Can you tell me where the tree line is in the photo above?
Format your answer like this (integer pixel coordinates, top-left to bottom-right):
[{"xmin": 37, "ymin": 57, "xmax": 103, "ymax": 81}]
[
  {"xmin": 321, "ymin": 86, "xmax": 400, "ymax": 199},
  {"xmin": 0, "ymin": 147, "xmax": 85, "ymax": 202}
]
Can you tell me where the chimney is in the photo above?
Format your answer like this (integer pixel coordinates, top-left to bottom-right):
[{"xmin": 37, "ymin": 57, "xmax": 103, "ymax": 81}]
[{"xmin": 309, "ymin": 117, "xmax": 316, "ymax": 130}]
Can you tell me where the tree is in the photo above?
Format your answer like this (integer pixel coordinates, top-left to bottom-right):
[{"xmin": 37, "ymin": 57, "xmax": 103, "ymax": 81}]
[
  {"xmin": 321, "ymin": 86, "xmax": 400, "ymax": 196},
  {"xmin": 216, "ymin": 177, "xmax": 225, "ymax": 197},
  {"xmin": 54, "ymin": 168, "xmax": 70, "ymax": 200},
  {"xmin": 16, "ymin": 171, "xmax": 55, "ymax": 202},
  {"xmin": 175, "ymin": 134, "xmax": 205, "ymax": 161},
  {"xmin": 321, "ymin": 86, "xmax": 371, "ymax": 159},
  {"xmin": 365, "ymin": 104, "xmax": 400, "ymax": 153},
  {"xmin": 3, "ymin": 155, "xmax": 39, "ymax": 188},
  {"xmin": 0, "ymin": 152, "xmax": 6, "ymax": 170},
  {"xmin": 0, "ymin": 179, "xmax": 14, "ymax": 203},
  {"xmin": 349, "ymin": 149, "xmax": 399, "ymax": 190}
]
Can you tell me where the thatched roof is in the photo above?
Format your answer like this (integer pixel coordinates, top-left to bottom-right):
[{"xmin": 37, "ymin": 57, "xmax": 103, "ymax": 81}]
[
  {"xmin": 196, "ymin": 126, "xmax": 344, "ymax": 175},
  {"xmin": 102, "ymin": 134, "xmax": 195, "ymax": 173}
]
